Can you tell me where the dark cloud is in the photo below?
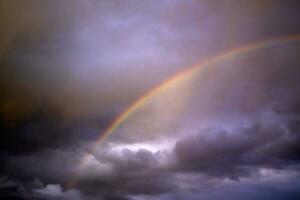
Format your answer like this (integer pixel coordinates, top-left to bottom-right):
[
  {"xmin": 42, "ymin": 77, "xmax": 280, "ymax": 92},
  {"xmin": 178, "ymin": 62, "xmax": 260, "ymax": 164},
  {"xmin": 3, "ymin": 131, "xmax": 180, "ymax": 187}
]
[
  {"xmin": 0, "ymin": 175, "xmax": 87, "ymax": 200},
  {"xmin": 76, "ymin": 148, "xmax": 176, "ymax": 197},
  {"xmin": 174, "ymin": 123, "xmax": 300, "ymax": 177},
  {"xmin": 1, "ymin": 0, "xmax": 300, "ymax": 200},
  {"xmin": 141, "ymin": 175, "xmax": 300, "ymax": 200},
  {"xmin": 70, "ymin": 122, "xmax": 300, "ymax": 197},
  {"xmin": 0, "ymin": 175, "xmax": 45, "ymax": 200},
  {"xmin": 0, "ymin": 110, "xmax": 102, "ymax": 156}
]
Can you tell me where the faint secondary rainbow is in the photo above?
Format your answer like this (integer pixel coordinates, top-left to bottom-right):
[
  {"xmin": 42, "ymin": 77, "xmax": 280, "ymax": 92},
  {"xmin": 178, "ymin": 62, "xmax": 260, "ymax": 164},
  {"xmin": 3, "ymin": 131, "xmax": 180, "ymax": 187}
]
[{"xmin": 69, "ymin": 34, "xmax": 300, "ymax": 188}]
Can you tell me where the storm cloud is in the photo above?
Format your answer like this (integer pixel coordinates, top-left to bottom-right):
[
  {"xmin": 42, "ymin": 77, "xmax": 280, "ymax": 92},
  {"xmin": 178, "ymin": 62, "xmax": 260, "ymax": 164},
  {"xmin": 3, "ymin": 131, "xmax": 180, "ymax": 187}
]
[{"xmin": 1, "ymin": 0, "xmax": 300, "ymax": 200}]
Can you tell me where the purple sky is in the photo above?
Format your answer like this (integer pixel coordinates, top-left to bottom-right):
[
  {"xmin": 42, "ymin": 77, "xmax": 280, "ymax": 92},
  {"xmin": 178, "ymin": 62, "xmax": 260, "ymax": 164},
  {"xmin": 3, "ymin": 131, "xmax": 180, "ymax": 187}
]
[{"xmin": 1, "ymin": 1, "xmax": 300, "ymax": 199}]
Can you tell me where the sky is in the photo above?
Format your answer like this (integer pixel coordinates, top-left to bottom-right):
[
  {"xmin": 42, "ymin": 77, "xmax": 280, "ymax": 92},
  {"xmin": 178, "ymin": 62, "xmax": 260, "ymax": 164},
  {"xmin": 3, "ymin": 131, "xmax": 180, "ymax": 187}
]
[{"xmin": 1, "ymin": 0, "xmax": 300, "ymax": 199}]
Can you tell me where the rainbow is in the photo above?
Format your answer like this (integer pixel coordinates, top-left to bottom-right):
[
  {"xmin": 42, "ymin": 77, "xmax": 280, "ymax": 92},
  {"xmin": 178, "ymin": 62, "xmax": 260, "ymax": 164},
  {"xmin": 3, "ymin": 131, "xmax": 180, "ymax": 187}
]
[{"xmin": 69, "ymin": 34, "xmax": 300, "ymax": 188}]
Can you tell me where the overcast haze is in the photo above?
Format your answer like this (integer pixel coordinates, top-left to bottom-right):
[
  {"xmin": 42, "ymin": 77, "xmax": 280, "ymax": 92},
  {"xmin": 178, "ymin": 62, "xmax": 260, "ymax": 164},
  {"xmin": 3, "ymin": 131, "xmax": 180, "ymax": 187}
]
[{"xmin": 1, "ymin": 1, "xmax": 300, "ymax": 199}]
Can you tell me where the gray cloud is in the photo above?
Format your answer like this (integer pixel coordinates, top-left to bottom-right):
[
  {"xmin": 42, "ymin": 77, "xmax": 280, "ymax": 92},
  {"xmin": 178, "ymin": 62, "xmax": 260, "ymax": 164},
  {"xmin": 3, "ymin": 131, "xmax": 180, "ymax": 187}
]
[{"xmin": 174, "ymin": 123, "xmax": 300, "ymax": 176}]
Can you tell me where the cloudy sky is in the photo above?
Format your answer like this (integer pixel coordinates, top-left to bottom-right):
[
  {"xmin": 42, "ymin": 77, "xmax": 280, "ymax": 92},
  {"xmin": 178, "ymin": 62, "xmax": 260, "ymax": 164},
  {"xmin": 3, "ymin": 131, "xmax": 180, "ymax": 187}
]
[{"xmin": 1, "ymin": 0, "xmax": 300, "ymax": 199}]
